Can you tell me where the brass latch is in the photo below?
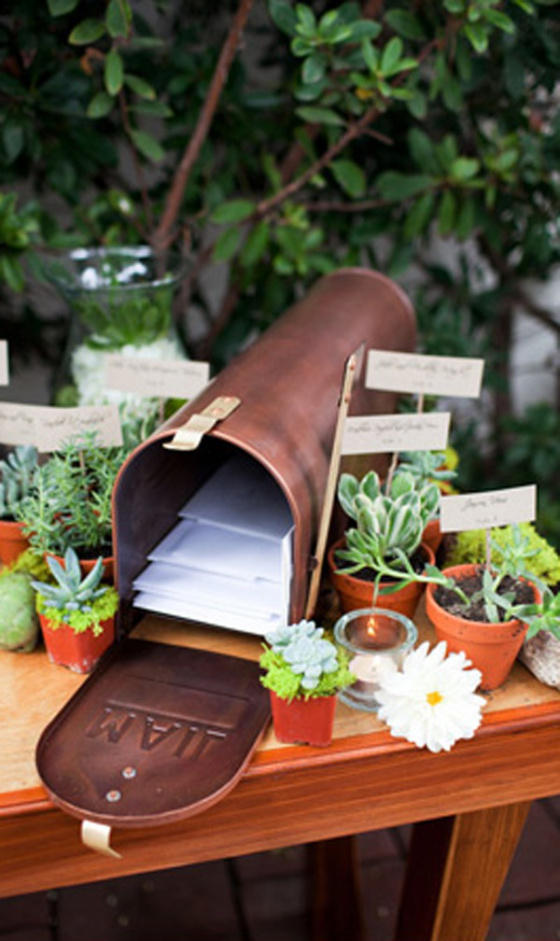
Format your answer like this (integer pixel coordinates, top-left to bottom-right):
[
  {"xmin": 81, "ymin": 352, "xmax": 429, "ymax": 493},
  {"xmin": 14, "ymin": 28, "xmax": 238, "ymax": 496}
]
[{"xmin": 163, "ymin": 396, "xmax": 241, "ymax": 452}]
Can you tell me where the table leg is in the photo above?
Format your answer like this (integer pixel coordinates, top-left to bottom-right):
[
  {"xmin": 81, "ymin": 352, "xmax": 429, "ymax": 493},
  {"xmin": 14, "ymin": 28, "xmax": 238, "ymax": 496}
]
[
  {"xmin": 308, "ymin": 835, "xmax": 365, "ymax": 941},
  {"xmin": 394, "ymin": 801, "xmax": 532, "ymax": 941}
]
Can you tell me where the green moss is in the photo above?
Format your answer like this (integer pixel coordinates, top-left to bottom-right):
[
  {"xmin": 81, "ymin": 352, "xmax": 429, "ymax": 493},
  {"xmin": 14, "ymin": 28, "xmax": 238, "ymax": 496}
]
[
  {"xmin": 2, "ymin": 548, "xmax": 51, "ymax": 581},
  {"xmin": 37, "ymin": 586, "xmax": 118, "ymax": 636},
  {"xmin": 445, "ymin": 523, "xmax": 560, "ymax": 586},
  {"xmin": 259, "ymin": 645, "xmax": 355, "ymax": 702}
]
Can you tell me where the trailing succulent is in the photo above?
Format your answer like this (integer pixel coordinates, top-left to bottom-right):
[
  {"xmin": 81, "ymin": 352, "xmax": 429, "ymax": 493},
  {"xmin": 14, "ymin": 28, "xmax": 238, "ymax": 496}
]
[
  {"xmin": 444, "ymin": 523, "xmax": 560, "ymax": 588},
  {"xmin": 0, "ymin": 446, "xmax": 39, "ymax": 519},
  {"xmin": 260, "ymin": 619, "xmax": 353, "ymax": 702},
  {"xmin": 31, "ymin": 547, "xmax": 118, "ymax": 636},
  {"xmin": 336, "ymin": 470, "xmax": 439, "ymax": 594}
]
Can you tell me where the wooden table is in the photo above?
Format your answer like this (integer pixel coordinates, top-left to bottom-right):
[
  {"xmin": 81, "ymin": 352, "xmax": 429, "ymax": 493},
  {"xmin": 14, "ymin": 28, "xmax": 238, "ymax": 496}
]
[{"xmin": 1, "ymin": 606, "xmax": 559, "ymax": 941}]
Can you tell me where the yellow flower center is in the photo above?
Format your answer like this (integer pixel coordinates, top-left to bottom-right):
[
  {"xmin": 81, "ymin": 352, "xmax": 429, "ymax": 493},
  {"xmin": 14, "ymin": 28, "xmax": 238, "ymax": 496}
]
[
  {"xmin": 355, "ymin": 87, "xmax": 374, "ymax": 101},
  {"xmin": 426, "ymin": 690, "xmax": 443, "ymax": 707}
]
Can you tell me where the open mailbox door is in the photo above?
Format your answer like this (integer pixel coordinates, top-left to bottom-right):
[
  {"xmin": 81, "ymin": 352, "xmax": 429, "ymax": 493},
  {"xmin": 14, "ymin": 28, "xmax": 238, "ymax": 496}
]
[{"xmin": 36, "ymin": 268, "xmax": 416, "ymax": 831}]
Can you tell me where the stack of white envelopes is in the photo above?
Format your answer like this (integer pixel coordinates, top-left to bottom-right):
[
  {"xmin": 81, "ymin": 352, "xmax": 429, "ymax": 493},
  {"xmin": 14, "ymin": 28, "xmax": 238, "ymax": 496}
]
[{"xmin": 133, "ymin": 454, "xmax": 294, "ymax": 635}]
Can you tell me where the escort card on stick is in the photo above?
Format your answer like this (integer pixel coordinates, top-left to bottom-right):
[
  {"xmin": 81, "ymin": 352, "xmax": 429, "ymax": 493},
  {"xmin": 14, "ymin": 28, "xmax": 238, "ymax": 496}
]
[
  {"xmin": 105, "ymin": 355, "xmax": 210, "ymax": 400},
  {"xmin": 0, "ymin": 403, "xmax": 122, "ymax": 451},
  {"xmin": 366, "ymin": 350, "xmax": 484, "ymax": 398},
  {"xmin": 0, "ymin": 341, "xmax": 8, "ymax": 386},
  {"xmin": 440, "ymin": 485, "xmax": 536, "ymax": 533},
  {"xmin": 341, "ymin": 411, "xmax": 450, "ymax": 456}
]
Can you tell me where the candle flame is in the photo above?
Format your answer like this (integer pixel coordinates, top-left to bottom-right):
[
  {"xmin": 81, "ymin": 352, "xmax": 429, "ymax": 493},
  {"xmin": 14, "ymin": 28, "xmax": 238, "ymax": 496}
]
[{"xmin": 366, "ymin": 616, "xmax": 377, "ymax": 637}]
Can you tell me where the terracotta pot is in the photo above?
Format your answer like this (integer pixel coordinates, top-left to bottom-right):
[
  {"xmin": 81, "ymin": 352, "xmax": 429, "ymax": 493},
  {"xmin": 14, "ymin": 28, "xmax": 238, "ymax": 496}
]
[
  {"xmin": 269, "ymin": 690, "xmax": 336, "ymax": 746},
  {"xmin": 39, "ymin": 613, "xmax": 115, "ymax": 673},
  {"xmin": 46, "ymin": 552, "xmax": 114, "ymax": 583},
  {"xmin": 327, "ymin": 537, "xmax": 435, "ymax": 619},
  {"xmin": 0, "ymin": 519, "xmax": 30, "ymax": 565},
  {"xmin": 422, "ymin": 518, "xmax": 443, "ymax": 555},
  {"xmin": 425, "ymin": 563, "xmax": 540, "ymax": 691}
]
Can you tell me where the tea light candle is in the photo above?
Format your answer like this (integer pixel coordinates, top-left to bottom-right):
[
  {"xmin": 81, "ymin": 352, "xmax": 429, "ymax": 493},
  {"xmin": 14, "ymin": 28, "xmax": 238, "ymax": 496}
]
[{"xmin": 334, "ymin": 608, "xmax": 417, "ymax": 712}]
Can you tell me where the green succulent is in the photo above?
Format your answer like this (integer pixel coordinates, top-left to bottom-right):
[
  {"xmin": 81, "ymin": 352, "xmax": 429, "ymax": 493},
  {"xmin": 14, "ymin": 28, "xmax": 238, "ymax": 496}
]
[
  {"xmin": 260, "ymin": 619, "xmax": 354, "ymax": 701},
  {"xmin": 398, "ymin": 450, "xmax": 457, "ymax": 485},
  {"xmin": 444, "ymin": 523, "xmax": 560, "ymax": 587},
  {"xmin": 0, "ymin": 446, "xmax": 39, "ymax": 519},
  {"xmin": 32, "ymin": 547, "xmax": 118, "ymax": 636},
  {"xmin": 336, "ymin": 470, "xmax": 440, "ymax": 595},
  {"xmin": 0, "ymin": 572, "xmax": 39, "ymax": 652}
]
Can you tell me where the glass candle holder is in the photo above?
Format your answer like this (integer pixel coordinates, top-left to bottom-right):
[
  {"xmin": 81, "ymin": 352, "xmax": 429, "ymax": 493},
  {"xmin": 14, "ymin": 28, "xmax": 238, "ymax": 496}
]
[{"xmin": 334, "ymin": 607, "xmax": 417, "ymax": 712}]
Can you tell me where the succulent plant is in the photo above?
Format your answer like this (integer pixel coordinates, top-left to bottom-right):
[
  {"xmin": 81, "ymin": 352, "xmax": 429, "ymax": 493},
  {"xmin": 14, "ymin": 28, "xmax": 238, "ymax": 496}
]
[
  {"xmin": 398, "ymin": 450, "xmax": 457, "ymax": 486},
  {"xmin": 31, "ymin": 547, "xmax": 108, "ymax": 620},
  {"xmin": 0, "ymin": 572, "xmax": 39, "ymax": 652},
  {"xmin": 0, "ymin": 445, "xmax": 39, "ymax": 519},
  {"xmin": 260, "ymin": 619, "xmax": 354, "ymax": 701}
]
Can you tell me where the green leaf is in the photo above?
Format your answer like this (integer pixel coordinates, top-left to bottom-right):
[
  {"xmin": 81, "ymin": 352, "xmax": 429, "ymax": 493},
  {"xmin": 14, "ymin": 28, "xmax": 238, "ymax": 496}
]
[
  {"xmin": 240, "ymin": 221, "xmax": 270, "ymax": 267},
  {"xmin": 106, "ymin": 0, "xmax": 129, "ymax": 38},
  {"xmin": 463, "ymin": 22, "xmax": 488, "ymax": 53},
  {"xmin": 213, "ymin": 227, "xmax": 241, "ymax": 263},
  {"xmin": 47, "ymin": 0, "xmax": 79, "ymax": 15},
  {"xmin": 380, "ymin": 37, "xmax": 403, "ymax": 75},
  {"xmin": 269, "ymin": 0, "xmax": 297, "ymax": 35},
  {"xmin": 455, "ymin": 197, "xmax": 476, "ymax": 241},
  {"xmin": 2, "ymin": 121, "xmax": 24, "ymax": 164},
  {"xmin": 330, "ymin": 159, "xmax": 366, "ymax": 198},
  {"xmin": 408, "ymin": 128, "xmax": 438, "ymax": 173},
  {"xmin": 485, "ymin": 8, "xmax": 515, "ymax": 33},
  {"xmin": 131, "ymin": 100, "xmax": 173, "ymax": 117},
  {"xmin": 295, "ymin": 106, "xmax": 344, "ymax": 126},
  {"xmin": 0, "ymin": 255, "xmax": 24, "ymax": 293},
  {"xmin": 210, "ymin": 200, "xmax": 254, "ymax": 224},
  {"xmin": 403, "ymin": 191, "xmax": 435, "ymax": 238},
  {"xmin": 129, "ymin": 128, "xmax": 164, "ymax": 162},
  {"xmin": 438, "ymin": 190, "xmax": 456, "ymax": 235},
  {"xmin": 302, "ymin": 53, "xmax": 326, "ymax": 84},
  {"xmin": 86, "ymin": 92, "xmax": 114, "ymax": 119},
  {"xmin": 124, "ymin": 74, "xmax": 156, "ymax": 100},
  {"xmin": 449, "ymin": 157, "xmax": 480, "ymax": 181},
  {"xmin": 104, "ymin": 48, "xmax": 124, "ymax": 96},
  {"xmin": 376, "ymin": 171, "xmax": 433, "ymax": 200},
  {"xmin": 385, "ymin": 9, "xmax": 426, "ymax": 41},
  {"xmin": 69, "ymin": 19, "xmax": 106, "ymax": 44},
  {"xmin": 345, "ymin": 20, "xmax": 382, "ymax": 40},
  {"xmin": 361, "ymin": 39, "xmax": 378, "ymax": 71},
  {"xmin": 407, "ymin": 91, "xmax": 427, "ymax": 119}
]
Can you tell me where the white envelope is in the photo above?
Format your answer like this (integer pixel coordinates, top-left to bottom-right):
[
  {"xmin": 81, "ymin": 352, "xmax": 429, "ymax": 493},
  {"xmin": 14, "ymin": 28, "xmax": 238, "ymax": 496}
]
[{"xmin": 133, "ymin": 589, "xmax": 282, "ymax": 636}]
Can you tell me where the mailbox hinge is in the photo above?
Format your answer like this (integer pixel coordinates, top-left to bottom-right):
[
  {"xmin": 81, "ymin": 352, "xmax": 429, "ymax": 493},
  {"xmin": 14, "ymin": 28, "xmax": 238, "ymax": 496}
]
[{"xmin": 163, "ymin": 396, "xmax": 241, "ymax": 452}]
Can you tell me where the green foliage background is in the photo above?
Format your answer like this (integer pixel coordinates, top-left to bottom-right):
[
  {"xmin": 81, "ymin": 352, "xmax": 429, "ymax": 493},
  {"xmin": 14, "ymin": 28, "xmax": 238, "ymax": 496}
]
[{"xmin": 1, "ymin": 0, "xmax": 560, "ymax": 542}]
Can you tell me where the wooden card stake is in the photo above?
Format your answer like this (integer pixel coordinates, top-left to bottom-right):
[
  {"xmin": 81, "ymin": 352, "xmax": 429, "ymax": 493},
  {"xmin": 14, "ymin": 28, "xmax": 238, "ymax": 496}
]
[
  {"xmin": 341, "ymin": 411, "xmax": 450, "ymax": 456},
  {"xmin": 366, "ymin": 350, "xmax": 484, "ymax": 399},
  {"xmin": 304, "ymin": 347, "xmax": 362, "ymax": 620},
  {"xmin": 104, "ymin": 355, "xmax": 210, "ymax": 400},
  {"xmin": 439, "ymin": 485, "xmax": 537, "ymax": 533},
  {"xmin": 0, "ymin": 403, "xmax": 123, "ymax": 451},
  {"xmin": 0, "ymin": 340, "xmax": 8, "ymax": 386}
]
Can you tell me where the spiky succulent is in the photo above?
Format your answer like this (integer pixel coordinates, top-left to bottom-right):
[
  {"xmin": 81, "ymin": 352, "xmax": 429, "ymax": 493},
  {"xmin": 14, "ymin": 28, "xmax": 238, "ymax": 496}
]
[
  {"xmin": 31, "ymin": 547, "xmax": 108, "ymax": 618},
  {"xmin": 398, "ymin": 450, "xmax": 456, "ymax": 485},
  {"xmin": 0, "ymin": 445, "xmax": 39, "ymax": 519}
]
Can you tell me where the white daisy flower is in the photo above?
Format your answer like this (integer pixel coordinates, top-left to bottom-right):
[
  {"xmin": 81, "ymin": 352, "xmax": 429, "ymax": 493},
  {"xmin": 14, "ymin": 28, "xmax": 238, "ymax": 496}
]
[{"xmin": 376, "ymin": 641, "xmax": 486, "ymax": 754}]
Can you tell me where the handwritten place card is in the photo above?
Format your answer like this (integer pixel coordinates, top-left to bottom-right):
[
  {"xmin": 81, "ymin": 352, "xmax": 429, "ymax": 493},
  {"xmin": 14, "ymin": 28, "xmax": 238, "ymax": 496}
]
[
  {"xmin": 440, "ymin": 485, "xmax": 536, "ymax": 533},
  {"xmin": 341, "ymin": 411, "xmax": 450, "ymax": 456},
  {"xmin": 0, "ymin": 404, "xmax": 123, "ymax": 451},
  {"xmin": 105, "ymin": 355, "xmax": 210, "ymax": 400},
  {"xmin": 0, "ymin": 341, "xmax": 8, "ymax": 386},
  {"xmin": 366, "ymin": 350, "xmax": 484, "ymax": 398}
]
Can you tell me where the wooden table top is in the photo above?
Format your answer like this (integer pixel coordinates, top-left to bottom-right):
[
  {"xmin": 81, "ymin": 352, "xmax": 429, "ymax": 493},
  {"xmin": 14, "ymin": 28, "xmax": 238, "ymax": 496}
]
[{"xmin": 2, "ymin": 602, "xmax": 560, "ymax": 816}]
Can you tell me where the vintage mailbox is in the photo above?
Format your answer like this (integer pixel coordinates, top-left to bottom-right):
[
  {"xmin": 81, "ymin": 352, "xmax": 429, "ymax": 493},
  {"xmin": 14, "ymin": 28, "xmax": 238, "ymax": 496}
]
[{"xmin": 36, "ymin": 268, "xmax": 415, "ymax": 832}]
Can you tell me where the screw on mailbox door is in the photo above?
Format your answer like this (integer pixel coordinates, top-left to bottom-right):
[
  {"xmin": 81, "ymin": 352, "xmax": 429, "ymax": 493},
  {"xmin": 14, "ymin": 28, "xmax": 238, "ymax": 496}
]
[
  {"xmin": 122, "ymin": 766, "xmax": 137, "ymax": 780},
  {"xmin": 105, "ymin": 789, "xmax": 121, "ymax": 803}
]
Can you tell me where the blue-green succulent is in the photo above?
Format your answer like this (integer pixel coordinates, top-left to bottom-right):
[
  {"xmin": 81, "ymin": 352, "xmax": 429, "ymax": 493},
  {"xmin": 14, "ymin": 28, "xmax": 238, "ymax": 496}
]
[{"xmin": 260, "ymin": 619, "xmax": 354, "ymax": 701}]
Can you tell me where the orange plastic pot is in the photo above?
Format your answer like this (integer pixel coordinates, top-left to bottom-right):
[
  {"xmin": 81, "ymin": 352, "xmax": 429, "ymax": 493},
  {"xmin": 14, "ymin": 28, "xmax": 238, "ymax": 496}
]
[
  {"xmin": 39, "ymin": 613, "xmax": 115, "ymax": 674},
  {"xmin": 0, "ymin": 519, "xmax": 30, "ymax": 565},
  {"xmin": 425, "ymin": 563, "xmax": 540, "ymax": 691},
  {"xmin": 269, "ymin": 690, "xmax": 336, "ymax": 746},
  {"xmin": 327, "ymin": 537, "xmax": 435, "ymax": 619}
]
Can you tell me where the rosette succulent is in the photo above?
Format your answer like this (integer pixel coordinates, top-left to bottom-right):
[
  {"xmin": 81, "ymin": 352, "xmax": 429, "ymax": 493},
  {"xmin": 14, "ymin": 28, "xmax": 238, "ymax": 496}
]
[
  {"xmin": 260, "ymin": 619, "xmax": 353, "ymax": 702},
  {"xmin": 31, "ymin": 547, "xmax": 118, "ymax": 636}
]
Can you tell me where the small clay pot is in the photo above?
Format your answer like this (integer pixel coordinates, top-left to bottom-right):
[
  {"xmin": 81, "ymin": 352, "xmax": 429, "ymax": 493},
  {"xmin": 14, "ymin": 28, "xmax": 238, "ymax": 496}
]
[
  {"xmin": 425, "ymin": 563, "xmax": 540, "ymax": 691},
  {"xmin": 0, "ymin": 519, "xmax": 30, "ymax": 565},
  {"xmin": 269, "ymin": 690, "xmax": 336, "ymax": 747},
  {"xmin": 422, "ymin": 517, "xmax": 443, "ymax": 555},
  {"xmin": 39, "ymin": 613, "xmax": 115, "ymax": 674},
  {"xmin": 327, "ymin": 537, "xmax": 435, "ymax": 619}
]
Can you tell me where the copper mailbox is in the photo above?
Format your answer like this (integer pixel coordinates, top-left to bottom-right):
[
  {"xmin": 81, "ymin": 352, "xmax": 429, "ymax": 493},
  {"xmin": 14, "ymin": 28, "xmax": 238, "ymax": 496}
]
[{"xmin": 36, "ymin": 268, "xmax": 415, "ymax": 830}]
